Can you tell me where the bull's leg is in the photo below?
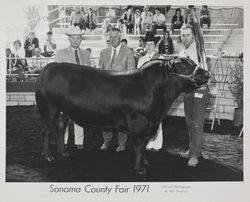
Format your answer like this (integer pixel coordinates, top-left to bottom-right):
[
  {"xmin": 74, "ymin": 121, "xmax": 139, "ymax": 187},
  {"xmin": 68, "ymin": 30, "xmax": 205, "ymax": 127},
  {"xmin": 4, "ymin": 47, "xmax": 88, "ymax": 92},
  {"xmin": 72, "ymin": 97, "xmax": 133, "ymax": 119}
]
[
  {"xmin": 133, "ymin": 126, "xmax": 159, "ymax": 175},
  {"xmin": 41, "ymin": 111, "xmax": 57, "ymax": 162},
  {"xmin": 56, "ymin": 113, "xmax": 69, "ymax": 157},
  {"xmin": 133, "ymin": 138, "xmax": 147, "ymax": 175}
]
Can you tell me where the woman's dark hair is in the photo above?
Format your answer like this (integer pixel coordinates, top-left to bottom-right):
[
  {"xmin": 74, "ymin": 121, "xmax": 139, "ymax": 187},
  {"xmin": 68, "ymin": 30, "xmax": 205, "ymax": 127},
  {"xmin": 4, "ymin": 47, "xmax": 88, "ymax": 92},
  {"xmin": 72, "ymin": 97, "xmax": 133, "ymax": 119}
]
[
  {"xmin": 126, "ymin": 5, "xmax": 133, "ymax": 11},
  {"xmin": 13, "ymin": 40, "xmax": 21, "ymax": 47},
  {"xmin": 175, "ymin": 8, "xmax": 181, "ymax": 15}
]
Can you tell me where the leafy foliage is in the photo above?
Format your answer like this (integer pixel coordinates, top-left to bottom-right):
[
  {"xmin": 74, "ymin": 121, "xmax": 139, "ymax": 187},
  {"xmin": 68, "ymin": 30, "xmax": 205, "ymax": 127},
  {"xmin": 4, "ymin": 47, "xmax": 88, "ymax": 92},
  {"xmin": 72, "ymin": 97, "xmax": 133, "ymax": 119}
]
[{"xmin": 228, "ymin": 60, "xmax": 243, "ymax": 108}]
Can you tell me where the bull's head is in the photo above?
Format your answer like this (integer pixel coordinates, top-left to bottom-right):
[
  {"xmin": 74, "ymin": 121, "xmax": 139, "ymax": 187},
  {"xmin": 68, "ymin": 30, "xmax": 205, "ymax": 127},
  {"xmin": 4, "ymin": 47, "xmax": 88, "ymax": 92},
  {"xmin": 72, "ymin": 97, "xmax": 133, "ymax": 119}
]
[{"xmin": 167, "ymin": 57, "xmax": 210, "ymax": 86}]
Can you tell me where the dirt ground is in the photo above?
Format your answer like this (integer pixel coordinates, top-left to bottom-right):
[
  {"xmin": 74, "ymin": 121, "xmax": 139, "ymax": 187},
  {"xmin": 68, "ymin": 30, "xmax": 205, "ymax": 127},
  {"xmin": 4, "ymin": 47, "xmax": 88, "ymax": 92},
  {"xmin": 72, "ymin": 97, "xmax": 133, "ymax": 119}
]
[{"xmin": 6, "ymin": 106, "xmax": 243, "ymax": 182}]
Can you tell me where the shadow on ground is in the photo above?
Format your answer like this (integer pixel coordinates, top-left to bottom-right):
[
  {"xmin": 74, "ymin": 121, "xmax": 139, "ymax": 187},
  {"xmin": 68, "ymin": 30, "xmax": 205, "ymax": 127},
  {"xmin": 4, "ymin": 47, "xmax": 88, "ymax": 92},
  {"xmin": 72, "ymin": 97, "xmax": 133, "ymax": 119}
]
[{"xmin": 6, "ymin": 106, "xmax": 243, "ymax": 182}]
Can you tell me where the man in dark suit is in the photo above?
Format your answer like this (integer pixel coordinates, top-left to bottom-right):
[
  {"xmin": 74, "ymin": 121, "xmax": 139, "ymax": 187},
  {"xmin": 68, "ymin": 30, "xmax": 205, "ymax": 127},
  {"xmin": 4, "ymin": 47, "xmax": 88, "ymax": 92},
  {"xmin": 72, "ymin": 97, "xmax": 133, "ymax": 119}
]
[
  {"xmin": 54, "ymin": 26, "xmax": 91, "ymax": 150},
  {"xmin": 99, "ymin": 28, "xmax": 136, "ymax": 152}
]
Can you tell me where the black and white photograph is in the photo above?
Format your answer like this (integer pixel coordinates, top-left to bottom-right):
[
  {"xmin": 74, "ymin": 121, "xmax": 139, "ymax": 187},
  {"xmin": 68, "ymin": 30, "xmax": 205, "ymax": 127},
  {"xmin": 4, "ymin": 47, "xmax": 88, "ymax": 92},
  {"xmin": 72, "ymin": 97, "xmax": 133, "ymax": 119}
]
[{"xmin": 1, "ymin": 0, "xmax": 249, "ymax": 201}]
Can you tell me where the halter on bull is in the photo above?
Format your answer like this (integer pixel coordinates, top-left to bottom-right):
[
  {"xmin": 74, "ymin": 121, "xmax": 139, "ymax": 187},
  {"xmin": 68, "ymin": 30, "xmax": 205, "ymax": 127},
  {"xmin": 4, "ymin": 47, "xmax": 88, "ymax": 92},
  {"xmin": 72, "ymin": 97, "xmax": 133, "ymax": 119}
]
[{"xmin": 35, "ymin": 57, "xmax": 209, "ymax": 175}]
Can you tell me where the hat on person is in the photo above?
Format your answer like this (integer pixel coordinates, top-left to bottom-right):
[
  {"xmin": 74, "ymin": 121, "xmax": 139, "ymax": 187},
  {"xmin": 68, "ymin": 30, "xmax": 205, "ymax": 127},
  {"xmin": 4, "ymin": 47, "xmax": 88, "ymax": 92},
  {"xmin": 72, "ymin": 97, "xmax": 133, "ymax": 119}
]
[
  {"xmin": 142, "ymin": 31, "xmax": 161, "ymax": 45},
  {"xmin": 65, "ymin": 26, "xmax": 84, "ymax": 36}
]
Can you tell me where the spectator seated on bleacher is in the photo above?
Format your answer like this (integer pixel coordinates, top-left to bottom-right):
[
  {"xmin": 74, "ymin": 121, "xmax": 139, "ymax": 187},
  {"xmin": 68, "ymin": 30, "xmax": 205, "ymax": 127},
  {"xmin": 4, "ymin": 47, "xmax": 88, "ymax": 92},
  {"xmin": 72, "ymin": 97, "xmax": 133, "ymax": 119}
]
[
  {"xmin": 200, "ymin": 5, "xmax": 211, "ymax": 29},
  {"xmin": 24, "ymin": 32, "xmax": 39, "ymax": 57},
  {"xmin": 70, "ymin": 6, "xmax": 86, "ymax": 31},
  {"xmin": 6, "ymin": 48, "xmax": 15, "ymax": 71},
  {"xmin": 171, "ymin": 8, "xmax": 184, "ymax": 32},
  {"xmin": 28, "ymin": 48, "xmax": 46, "ymax": 74},
  {"xmin": 158, "ymin": 31, "xmax": 174, "ymax": 55},
  {"xmin": 11, "ymin": 40, "xmax": 26, "ymax": 70},
  {"xmin": 141, "ymin": 6, "xmax": 153, "ymax": 34},
  {"xmin": 85, "ymin": 7, "xmax": 98, "ymax": 33},
  {"xmin": 134, "ymin": 8, "xmax": 142, "ymax": 35},
  {"xmin": 152, "ymin": 7, "xmax": 167, "ymax": 35},
  {"xmin": 118, "ymin": 18, "xmax": 127, "ymax": 39},
  {"xmin": 43, "ymin": 31, "xmax": 57, "ymax": 57},
  {"xmin": 121, "ymin": 5, "xmax": 134, "ymax": 34},
  {"xmin": 102, "ymin": 18, "xmax": 113, "ymax": 41},
  {"xmin": 185, "ymin": 5, "xmax": 195, "ymax": 24}
]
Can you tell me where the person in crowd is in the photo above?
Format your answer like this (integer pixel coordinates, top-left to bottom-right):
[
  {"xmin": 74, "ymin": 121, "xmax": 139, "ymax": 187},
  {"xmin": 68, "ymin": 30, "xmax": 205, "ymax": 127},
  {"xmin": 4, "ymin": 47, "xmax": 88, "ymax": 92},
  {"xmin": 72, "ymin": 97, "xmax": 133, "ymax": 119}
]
[
  {"xmin": 136, "ymin": 31, "xmax": 162, "ymax": 68},
  {"xmin": 138, "ymin": 36, "xmax": 145, "ymax": 49},
  {"xmin": 12, "ymin": 40, "xmax": 26, "ymax": 68},
  {"xmin": 70, "ymin": 6, "xmax": 86, "ymax": 31},
  {"xmin": 121, "ymin": 5, "xmax": 134, "ymax": 34},
  {"xmin": 171, "ymin": 8, "xmax": 184, "ymax": 33},
  {"xmin": 12, "ymin": 40, "xmax": 25, "ymax": 58},
  {"xmin": 28, "ymin": 47, "xmax": 46, "ymax": 74},
  {"xmin": 152, "ymin": 7, "xmax": 167, "ymax": 35},
  {"xmin": 117, "ymin": 18, "xmax": 127, "ymax": 39},
  {"xmin": 6, "ymin": 48, "xmax": 15, "ymax": 71},
  {"xmin": 134, "ymin": 8, "xmax": 142, "ymax": 35},
  {"xmin": 158, "ymin": 31, "xmax": 174, "ymax": 55},
  {"xmin": 179, "ymin": 24, "xmax": 210, "ymax": 167},
  {"xmin": 98, "ymin": 28, "xmax": 136, "ymax": 152},
  {"xmin": 141, "ymin": 6, "xmax": 154, "ymax": 34},
  {"xmin": 85, "ymin": 7, "xmax": 98, "ymax": 33},
  {"xmin": 85, "ymin": 47, "xmax": 97, "ymax": 68},
  {"xmin": 54, "ymin": 26, "xmax": 91, "ymax": 150},
  {"xmin": 24, "ymin": 32, "xmax": 39, "ymax": 57},
  {"xmin": 185, "ymin": 5, "xmax": 196, "ymax": 24},
  {"xmin": 43, "ymin": 31, "xmax": 57, "ymax": 57},
  {"xmin": 200, "ymin": 5, "xmax": 211, "ymax": 29},
  {"xmin": 136, "ymin": 31, "xmax": 164, "ymax": 151},
  {"xmin": 102, "ymin": 18, "xmax": 113, "ymax": 41}
]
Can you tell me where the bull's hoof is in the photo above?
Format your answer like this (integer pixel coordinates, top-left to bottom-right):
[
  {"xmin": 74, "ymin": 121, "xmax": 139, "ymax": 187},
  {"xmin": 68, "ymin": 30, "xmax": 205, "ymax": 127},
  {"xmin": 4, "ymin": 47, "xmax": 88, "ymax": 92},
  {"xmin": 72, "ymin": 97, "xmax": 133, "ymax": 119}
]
[
  {"xmin": 61, "ymin": 150, "xmax": 70, "ymax": 157},
  {"xmin": 42, "ymin": 154, "xmax": 55, "ymax": 162},
  {"xmin": 136, "ymin": 168, "xmax": 147, "ymax": 175},
  {"xmin": 57, "ymin": 149, "xmax": 70, "ymax": 157},
  {"xmin": 41, "ymin": 151, "xmax": 55, "ymax": 162},
  {"xmin": 133, "ymin": 166, "xmax": 147, "ymax": 175}
]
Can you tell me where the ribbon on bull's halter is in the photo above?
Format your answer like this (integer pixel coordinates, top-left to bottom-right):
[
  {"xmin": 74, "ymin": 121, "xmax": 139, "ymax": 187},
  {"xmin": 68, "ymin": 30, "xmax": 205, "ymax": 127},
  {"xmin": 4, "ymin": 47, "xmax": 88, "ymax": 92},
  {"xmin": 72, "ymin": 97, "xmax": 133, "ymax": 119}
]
[{"xmin": 189, "ymin": 12, "xmax": 208, "ymax": 71}]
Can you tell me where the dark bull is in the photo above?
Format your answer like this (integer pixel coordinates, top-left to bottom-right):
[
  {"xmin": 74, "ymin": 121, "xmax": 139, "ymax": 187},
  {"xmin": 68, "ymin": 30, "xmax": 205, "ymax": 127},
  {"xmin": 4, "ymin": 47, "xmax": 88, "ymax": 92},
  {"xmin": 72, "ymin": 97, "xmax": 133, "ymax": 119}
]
[{"xmin": 35, "ymin": 57, "xmax": 209, "ymax": 174}]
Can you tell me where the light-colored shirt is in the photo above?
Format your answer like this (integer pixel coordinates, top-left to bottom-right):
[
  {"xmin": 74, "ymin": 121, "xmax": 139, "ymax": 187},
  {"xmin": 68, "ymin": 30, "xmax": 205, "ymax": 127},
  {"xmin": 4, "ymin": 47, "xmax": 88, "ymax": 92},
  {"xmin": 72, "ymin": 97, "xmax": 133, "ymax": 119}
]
[
  {"xmin": 179, "ymin": 41, "xmax": 199, "ymax": 65},
  {"xmin": 12, "ymin": 47, "xmax": 25, "ymax": 58},
  {"xmin": 111, "ymin": 44, "xmax": 122, "ymax": 60},
  {"xmin": 141, "ymin": 11, "xmax": 153, "ymax": 24},
  {"xmin": 137, "ymin": 52, "xmax": 163, "ymax": 68},
  {"xmin": 153, "ymin": 13, "xmax": 166, "ymax": 25},
  {"xmin": 44, "ymin": 39, "xmax": 56, "ymax": 52}
]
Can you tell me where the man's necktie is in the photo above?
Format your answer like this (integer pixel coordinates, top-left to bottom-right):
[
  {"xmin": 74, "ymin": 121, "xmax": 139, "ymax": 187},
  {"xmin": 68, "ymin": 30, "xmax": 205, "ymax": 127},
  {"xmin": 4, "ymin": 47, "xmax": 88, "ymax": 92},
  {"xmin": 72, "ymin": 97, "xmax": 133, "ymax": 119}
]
[
  {"xmin": 75, "ymin": 50, "xmax": 80, "ymax": 65},
  {"xmin": 111, "ymin": 48, "xmax": 117, "ymax": 68}
]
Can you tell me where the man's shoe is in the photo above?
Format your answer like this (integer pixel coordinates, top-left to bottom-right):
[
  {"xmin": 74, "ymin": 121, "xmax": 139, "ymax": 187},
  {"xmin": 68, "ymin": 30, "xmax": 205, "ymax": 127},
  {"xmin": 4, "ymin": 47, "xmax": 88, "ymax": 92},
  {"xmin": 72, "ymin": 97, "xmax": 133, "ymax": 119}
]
[
  {"xmin": 75, "ymin": 145, "xmax": 84, "ymax": 150},
  {"xmin": 100, "ymin": 143, "xmax": 108, "ymax": 150},
  {"xmin": 180, "ymin": 150, "xmax": 190, "ymax": 158},
  {"xmin": 187, "ymin": 157, "xmax": 199, "ymax": 167},
  {"xmin": 115, "ymin": 145, "xmax": 126, "ymax": 152}
]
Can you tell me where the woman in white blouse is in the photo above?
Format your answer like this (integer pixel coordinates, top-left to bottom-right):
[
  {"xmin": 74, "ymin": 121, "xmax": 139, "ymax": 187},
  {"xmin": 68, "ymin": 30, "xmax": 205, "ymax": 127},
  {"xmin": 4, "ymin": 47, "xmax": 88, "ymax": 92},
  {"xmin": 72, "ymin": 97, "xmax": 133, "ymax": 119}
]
[{"xmin": 12, "ymin": 40, "xmax": 26, "ymax": 67}]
